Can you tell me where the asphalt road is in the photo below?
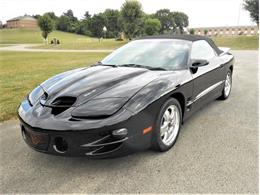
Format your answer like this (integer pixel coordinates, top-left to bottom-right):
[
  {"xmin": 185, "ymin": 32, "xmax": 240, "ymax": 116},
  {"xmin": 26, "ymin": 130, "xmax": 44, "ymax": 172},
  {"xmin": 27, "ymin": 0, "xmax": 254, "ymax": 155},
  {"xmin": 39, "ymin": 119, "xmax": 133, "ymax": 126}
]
[{"xmin": 0, "ymin": 50, "xmax": 258, "ymax": 193}]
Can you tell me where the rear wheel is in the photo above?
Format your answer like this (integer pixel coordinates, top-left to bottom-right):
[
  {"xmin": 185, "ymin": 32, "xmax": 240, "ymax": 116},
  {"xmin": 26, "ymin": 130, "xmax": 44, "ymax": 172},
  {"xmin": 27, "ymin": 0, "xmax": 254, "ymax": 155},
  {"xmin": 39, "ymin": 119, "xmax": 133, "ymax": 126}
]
[
  {"xmin": 219, "ymin": 70, "xmax": 232, "ymax": 100},
  {"xmin": 152, "ymin": 98, "xmax": 182, "ymax": 152}
]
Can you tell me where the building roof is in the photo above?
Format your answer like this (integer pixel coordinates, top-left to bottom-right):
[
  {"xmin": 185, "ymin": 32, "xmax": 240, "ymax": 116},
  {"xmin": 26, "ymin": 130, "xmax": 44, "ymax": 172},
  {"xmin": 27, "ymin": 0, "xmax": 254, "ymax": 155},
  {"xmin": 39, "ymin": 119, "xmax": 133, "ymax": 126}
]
[
  {"xmin": 7, "ymin": 15, "xmax": 37, "ymax": 22},
  {"xmin": 139, "ymin": 34, "xmax": 223, "ymax": 55}
]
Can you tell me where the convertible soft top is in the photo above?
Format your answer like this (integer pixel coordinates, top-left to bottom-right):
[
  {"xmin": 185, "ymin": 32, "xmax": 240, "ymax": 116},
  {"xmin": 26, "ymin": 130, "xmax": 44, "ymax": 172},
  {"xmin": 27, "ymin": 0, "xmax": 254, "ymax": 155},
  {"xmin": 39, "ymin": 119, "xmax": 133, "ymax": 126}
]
[{"xmin": 139, "ymin": 34, "xmax": 223, "ymax": 55}]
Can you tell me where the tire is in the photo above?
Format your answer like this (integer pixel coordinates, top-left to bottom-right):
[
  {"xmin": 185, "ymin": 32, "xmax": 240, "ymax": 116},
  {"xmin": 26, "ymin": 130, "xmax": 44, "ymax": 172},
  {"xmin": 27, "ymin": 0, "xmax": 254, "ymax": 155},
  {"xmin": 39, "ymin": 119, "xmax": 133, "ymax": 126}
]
[
  {"xmin": 152, "ymin": 98, "xmax": 182, "ymax": 152},
  {"xmin": 219, "ymin": 70, "xmax": 232, "ymax": 100}
]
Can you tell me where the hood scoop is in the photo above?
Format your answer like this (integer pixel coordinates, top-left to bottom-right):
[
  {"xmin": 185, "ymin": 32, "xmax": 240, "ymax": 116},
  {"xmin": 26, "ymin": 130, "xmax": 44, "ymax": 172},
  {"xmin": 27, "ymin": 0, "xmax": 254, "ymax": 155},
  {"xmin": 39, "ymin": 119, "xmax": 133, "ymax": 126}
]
[
  {"xmin": 51, "ymin": 96, "xmax": 77, "ymax": 107},
  {"xmin": 46, "ymin": 96, "xmax": 77, "ymax": 116}
]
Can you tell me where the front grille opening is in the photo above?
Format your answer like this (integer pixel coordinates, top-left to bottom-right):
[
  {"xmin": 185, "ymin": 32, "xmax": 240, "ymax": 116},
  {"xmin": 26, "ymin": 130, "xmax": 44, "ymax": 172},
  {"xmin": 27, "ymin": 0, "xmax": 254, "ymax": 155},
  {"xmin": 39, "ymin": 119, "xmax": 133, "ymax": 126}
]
[
  {"xmin": 84, "ymin": 134, "xmax": 125, "ymax": 156},
  {"xmin": 88, "ymin": 142, "xmax": 122, "ymax": 155},
  {"xmin": 51, "ymin": 107, "xmax": 70, "ymax": 115},
  {"xmin": 97, "ymin": 142, "xmax": 122, "ymax": 153},
  {"xmin": 51, "ymin": 96, "xmax": 77, "ymax": 107}
]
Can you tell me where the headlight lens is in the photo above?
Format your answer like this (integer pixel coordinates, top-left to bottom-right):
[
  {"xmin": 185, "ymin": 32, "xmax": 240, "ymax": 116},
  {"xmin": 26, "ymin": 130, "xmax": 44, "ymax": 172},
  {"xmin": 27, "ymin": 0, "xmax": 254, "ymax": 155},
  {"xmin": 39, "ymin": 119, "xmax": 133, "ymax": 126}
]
[
  {"xmin": 28, "ymin": 86, "xmax": 44, "ymax": 105},
  {"xmin": 71, "ymin": 98, "xmax": 127, "ymax": 118}
]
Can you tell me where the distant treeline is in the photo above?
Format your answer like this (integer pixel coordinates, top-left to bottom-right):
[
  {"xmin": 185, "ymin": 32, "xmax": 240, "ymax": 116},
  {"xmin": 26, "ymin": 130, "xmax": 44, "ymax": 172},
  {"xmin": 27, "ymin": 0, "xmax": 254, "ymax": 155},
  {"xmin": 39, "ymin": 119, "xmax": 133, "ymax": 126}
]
[{"xmin": 34, "ymin": 0, "xmax": 189, "ymax": 39}]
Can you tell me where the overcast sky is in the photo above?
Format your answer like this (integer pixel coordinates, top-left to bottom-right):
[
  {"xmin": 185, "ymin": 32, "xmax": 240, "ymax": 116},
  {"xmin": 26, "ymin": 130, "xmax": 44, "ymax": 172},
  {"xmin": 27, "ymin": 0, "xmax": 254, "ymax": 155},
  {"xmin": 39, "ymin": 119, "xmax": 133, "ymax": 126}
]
[{"xmin": 0, "ymin": 0, "xmax": 255, "ymax": 27}]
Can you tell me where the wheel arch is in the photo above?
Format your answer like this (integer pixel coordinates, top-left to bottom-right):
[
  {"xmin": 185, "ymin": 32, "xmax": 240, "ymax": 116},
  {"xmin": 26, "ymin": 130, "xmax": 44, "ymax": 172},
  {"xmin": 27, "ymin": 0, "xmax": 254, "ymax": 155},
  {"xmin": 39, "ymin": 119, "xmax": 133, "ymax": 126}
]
[
  {"xmin": 229, "ymin": 65, "xmax": 233, "ymax": 73},
  {"xmin": 170, "ymin": 92, "xmax": 185, "ymax": 120}
]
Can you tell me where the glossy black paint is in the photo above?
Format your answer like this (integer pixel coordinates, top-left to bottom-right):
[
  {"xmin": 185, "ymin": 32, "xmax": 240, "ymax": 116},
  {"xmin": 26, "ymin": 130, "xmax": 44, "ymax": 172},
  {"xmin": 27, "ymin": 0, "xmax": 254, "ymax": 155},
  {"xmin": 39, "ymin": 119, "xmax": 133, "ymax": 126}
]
[{"xmin": 18, "ymin": 35, "xmax": 234, "ymax": 158}]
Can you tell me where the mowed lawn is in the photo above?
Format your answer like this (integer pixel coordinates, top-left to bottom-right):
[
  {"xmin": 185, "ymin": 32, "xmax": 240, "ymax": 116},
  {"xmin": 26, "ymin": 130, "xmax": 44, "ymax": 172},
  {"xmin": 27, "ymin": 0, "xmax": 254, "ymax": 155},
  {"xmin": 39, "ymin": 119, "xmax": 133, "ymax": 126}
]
[
  {"xmin": 213, "ymin": 36, "xmax": 259, "ymax": 50},
  {"xmin": 0, "ymin": 28, "xmax": 127, "ymax": 49},
  {"xmin": 0, "ymin": 51, "xmax": 109, "ymax": 121}
]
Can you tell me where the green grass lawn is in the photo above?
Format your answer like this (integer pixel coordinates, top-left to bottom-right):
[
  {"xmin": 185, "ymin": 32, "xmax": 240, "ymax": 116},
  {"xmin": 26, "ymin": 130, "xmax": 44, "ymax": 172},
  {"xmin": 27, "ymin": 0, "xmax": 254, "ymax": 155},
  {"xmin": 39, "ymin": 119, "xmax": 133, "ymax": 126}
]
[
  {"xmin": 0, "ymin": 28, "xmax": 258, "ymax": 50},
  {"xmin": 0, "ymin": 28, "xmax": 127, "ymax": 49},
  {"xmin": 0, "ymin": 51, "xmax": 109, "ymax": 121},
  {"xmin": 0, "ymin": 28, "xmax": 43, "ymax": 43},
  {"xmin": 33, "ymin": 35, "xmax": 259, "ymax": 50},
  {"xmin": 34, "ymin": 39, "xmax": 127, "ymax": 50},
  {"xmin": 212, "ymin": 36, "xmax": 259, "ymax": 50},
  {"xmin": 0, "ymin": 28, "xmax": 94, "ymax": 44}
]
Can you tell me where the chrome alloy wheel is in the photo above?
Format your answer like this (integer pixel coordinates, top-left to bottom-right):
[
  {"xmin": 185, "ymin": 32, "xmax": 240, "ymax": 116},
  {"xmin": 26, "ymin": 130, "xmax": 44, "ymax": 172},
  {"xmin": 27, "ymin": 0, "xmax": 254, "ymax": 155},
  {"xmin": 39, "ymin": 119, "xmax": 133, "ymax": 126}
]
[
  {"xmin": 224, "ymin": 72, "xmax": 232, "ymax": 97},
  {"xmin": 160, "ymin": 105, "xmax": 180, "ymax": 146}
]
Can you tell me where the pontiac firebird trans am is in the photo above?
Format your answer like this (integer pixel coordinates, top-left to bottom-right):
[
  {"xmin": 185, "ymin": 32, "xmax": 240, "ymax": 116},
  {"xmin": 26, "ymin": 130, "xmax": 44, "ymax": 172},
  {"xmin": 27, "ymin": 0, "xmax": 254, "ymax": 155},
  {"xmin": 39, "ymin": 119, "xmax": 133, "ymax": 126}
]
[{"xmin": 18, "ymin": 35, "xmax": 234, "ymax": 158}]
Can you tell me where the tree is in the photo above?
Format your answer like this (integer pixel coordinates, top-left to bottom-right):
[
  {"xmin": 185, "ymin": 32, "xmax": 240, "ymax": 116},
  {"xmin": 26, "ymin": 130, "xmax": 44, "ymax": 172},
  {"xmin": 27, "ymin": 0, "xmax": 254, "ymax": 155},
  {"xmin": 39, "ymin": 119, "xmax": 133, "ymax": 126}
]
[
  {"xmin": 57, "ymin": 10, "xmax": 79, "ymax": 33},
  {"xmin": 155, "ymin": 9, "xmax": 175, "ymax": 34},
  {"xmin": 144, "ymin": 18, "xmax": 161, "ymax": 35},
  {"xmin": 243, "ymin": 0, "xmax": 259, "ymax": 25},
  {"xmin": 44, "ymin": 12, "xmax": 58, "ymax": 28},
  {"xmin": 120, "ymin": 0, "xmax": 143, "ymax": 39},
  {"xmin": 189, "ymin": 28, "xmax": 195, "ymax": 35},
  {"xmin": 172, "ymin": 12, "xmax": 189, "ymax": 34},
  {"xmin": 84, "ymin": 11, "xmax": 91, "ymax": 19},
  {"xmin": 103, "ymin": 9, "xmax": 121, "ymax": 37},
  {"xmin": 204, "ymin": 29, "xmax": 208, "ymax": 35},
  {"xmin": 38, "ymin": 14, "xmax": 54, "ymax": 44},
  {"xmin": 44, "ymin": 12, "xmax": 58, "ymax": 21},
  {"xmin": 33, "ymin": 14, "xmax": 41, "ymax": 20},
  {"xmin": 64, "ymin": 9, "xmax": 78, "ymax": 22},
  {"xmin": 75, "ymin": 19, "xmax": 91, "ymax": 36},
  {"xmin": 88, "ymin": 13, "xmax": 108, "ymax": 37},
  {"xmin": 56, "ymin": 15, "xmax": 71, "ymax": 32}
]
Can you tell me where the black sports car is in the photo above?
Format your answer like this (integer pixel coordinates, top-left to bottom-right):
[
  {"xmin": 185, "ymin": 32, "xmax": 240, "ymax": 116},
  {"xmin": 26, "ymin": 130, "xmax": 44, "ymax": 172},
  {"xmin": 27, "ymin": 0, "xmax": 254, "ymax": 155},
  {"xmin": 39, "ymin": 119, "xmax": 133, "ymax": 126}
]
[{"xmin": 18, "ymin": 35, "xmax": 234, "ymax": 158}]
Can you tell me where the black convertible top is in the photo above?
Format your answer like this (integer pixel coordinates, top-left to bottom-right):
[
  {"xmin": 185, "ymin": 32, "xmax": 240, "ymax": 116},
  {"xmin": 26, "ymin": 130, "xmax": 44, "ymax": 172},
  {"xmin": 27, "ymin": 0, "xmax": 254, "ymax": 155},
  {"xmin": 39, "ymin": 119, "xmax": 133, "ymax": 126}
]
[{"xmin": 139, "ymin": 34, "xmax": 223, "ymax": 55}]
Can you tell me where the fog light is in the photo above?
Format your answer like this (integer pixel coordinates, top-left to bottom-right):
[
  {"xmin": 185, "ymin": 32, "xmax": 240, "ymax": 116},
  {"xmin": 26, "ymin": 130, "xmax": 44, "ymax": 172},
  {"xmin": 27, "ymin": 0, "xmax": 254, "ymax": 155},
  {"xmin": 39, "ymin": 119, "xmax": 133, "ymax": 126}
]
[
  {"xmin": 53, "ymin": 137, "xmax": 68, "ymax": 153},
  {"xmin": 112, "ymin": 128, "xmax": 128, "ymax": 139}
]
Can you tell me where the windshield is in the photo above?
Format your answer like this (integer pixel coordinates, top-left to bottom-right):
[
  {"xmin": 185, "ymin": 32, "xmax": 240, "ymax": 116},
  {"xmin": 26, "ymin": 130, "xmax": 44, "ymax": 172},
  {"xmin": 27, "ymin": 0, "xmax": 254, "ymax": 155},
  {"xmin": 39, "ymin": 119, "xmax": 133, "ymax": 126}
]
[{"xmin": 101, "ymin": 39, "xmax": 191, "ymax": 70}]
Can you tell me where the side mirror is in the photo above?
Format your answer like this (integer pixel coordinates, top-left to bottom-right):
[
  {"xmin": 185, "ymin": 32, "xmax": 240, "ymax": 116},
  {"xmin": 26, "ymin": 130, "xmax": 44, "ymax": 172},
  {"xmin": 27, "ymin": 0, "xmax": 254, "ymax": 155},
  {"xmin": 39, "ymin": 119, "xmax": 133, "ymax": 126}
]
[
  {"xmin": 191, "ymin": 59, "xmax": 209, "ymax": 67},
  {"xmin": 190, "ymin": 59, "xmax": 209, "ymax": 74}
]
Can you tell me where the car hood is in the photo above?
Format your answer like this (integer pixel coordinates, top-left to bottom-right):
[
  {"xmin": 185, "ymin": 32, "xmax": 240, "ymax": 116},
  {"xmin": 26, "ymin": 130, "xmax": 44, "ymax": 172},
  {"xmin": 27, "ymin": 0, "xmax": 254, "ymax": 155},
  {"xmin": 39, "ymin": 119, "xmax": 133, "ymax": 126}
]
[{"xmin": 40, "ymin": 66, "xmax": 160, "ymax": 107}]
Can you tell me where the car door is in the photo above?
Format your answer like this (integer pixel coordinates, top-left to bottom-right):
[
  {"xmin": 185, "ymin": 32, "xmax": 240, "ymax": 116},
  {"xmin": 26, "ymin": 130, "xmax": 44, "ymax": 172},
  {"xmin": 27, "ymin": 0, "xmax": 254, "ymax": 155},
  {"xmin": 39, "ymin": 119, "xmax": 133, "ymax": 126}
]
[{"xmin": 188, "ymin": 40, "xmax": 225, "ymax": 111}]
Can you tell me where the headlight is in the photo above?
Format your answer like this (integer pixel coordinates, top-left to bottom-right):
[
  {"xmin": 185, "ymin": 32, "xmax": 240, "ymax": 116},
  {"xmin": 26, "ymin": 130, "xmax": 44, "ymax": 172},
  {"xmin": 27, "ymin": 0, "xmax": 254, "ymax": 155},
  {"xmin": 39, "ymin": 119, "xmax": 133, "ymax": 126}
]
[
  {"xmin": 28, "ymin": 86, "xmax": 44, "ymax": 105},
  {"xmin": 71, "ymin": 98, "xmax": 127, "ymax": 118}
]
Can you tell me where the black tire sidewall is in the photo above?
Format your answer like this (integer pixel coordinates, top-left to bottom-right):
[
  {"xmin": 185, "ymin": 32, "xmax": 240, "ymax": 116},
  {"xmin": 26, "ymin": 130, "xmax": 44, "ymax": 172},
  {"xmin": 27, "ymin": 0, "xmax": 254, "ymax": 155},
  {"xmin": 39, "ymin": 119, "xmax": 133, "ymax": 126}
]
[{"xmin": 152, "ymin": 98, "xmax": 182, "ymax": 152}]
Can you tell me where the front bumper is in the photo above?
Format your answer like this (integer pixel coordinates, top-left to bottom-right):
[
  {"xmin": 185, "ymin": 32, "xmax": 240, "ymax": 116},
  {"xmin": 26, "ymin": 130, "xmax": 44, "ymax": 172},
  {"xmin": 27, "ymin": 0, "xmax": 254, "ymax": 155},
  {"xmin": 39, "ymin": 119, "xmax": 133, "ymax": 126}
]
[
  {"xmin": 18, "ymin": 100, "xmax": 154, "ymax": 158},
  {"xmin": 20, "ymin": 120, "xmax": 138, "ymax": 158}
]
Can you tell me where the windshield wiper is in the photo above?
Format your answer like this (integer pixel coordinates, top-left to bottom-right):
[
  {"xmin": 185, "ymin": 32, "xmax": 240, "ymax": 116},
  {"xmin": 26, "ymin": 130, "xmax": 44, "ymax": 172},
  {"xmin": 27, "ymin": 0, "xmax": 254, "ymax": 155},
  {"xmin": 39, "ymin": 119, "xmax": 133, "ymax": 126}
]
[
  {"xmin": 93, "ymin": 62, "xmax": 118, "ymax": 68},
  {"xmin": 119, "ymin": 63, "xmax": 140, "ymax": 67},
  {"xmin": 119, "ymin": 64, "xmax": 167, "ymax": 71},
  {"xmin": 148, "ymin": 67, "xmax": 167, "ymax": 71}
]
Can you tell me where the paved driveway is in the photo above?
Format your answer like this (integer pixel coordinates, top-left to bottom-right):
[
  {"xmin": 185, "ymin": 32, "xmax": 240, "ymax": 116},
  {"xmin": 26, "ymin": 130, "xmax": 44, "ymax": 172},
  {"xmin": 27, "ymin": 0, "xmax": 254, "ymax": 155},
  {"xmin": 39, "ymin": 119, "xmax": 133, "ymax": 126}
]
[
  {"xmin": 0, "ymin": 44, "xmax": 114, "ymax": 52},
  {"xmin": 0, "ymin": 50, "xmax": 258, "ymax": 193}
]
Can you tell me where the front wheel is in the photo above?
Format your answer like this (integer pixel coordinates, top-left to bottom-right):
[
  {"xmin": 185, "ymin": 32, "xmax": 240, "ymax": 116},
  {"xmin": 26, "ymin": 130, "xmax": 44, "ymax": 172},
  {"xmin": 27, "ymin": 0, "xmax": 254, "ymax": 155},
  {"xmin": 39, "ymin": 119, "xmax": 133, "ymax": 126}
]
[
  {"xmin": 152, "ymin": 98, "xmax": 182, "ymax": 152},
  {"xmin": 219, "ymin": 70, "xmax": 232, "ymax": 100}
]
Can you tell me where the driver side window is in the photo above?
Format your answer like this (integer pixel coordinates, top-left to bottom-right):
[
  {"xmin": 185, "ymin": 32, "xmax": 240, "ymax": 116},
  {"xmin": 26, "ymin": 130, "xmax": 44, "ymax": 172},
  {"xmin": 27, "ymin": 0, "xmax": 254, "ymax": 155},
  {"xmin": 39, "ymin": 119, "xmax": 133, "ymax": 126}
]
[{"xmin": 191, "ymin": 40, "xmax": 216, "ymax": 60}]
